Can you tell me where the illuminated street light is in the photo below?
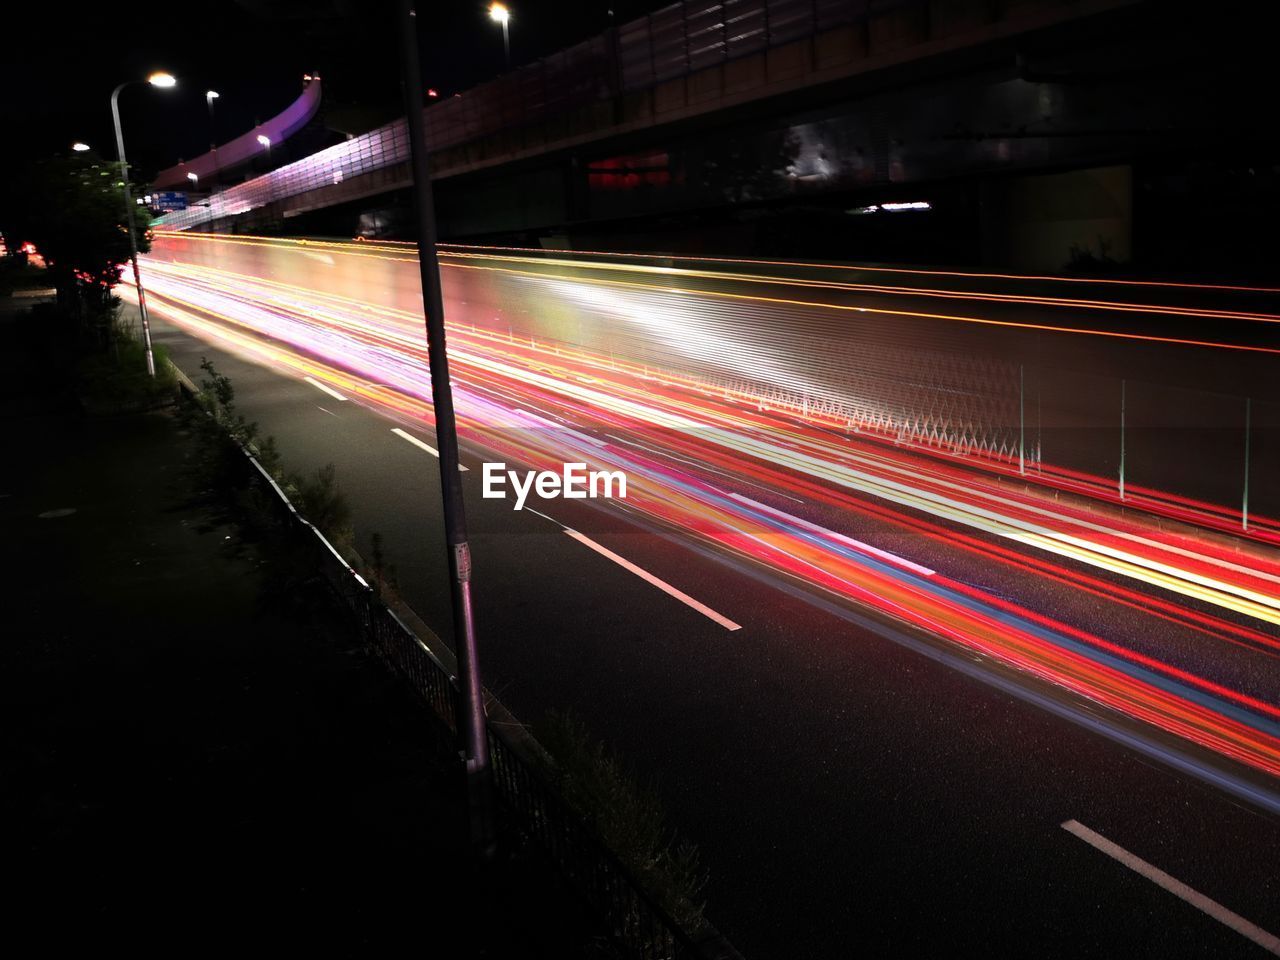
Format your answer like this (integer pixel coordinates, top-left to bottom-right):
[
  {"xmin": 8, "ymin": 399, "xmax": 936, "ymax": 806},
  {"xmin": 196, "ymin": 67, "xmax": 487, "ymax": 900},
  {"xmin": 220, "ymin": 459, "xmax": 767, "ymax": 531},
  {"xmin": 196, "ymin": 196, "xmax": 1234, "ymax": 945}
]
[
  {"xmin": 111, "ymin": 70, "xmax": 177, "ymax": 378},
  {"xmin": 256, "ymin": 133, "xmax": 273, "ymax": 168},
  {"xmin": 488, "ymin": 2, "xmax": 511, "ymax": 71},
  {"xmin": 71, "ymin": 142, "xmax": 90, "ymax": 152},
  {"xmin": 187, "ymin": 172, "xmax": 199, "ymax": 185},
  {"xmin": 204, "ymin": 90, "xmax": 221, "ymax": 183}
]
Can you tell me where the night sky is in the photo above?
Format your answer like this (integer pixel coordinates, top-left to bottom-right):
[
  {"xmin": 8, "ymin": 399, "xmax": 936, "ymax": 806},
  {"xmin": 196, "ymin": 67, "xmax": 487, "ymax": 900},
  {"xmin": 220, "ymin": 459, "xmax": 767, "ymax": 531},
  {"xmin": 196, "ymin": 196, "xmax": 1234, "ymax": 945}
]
[{"xmin": 2, "ymin": 0, "xmax": 672, "ymax": 179}]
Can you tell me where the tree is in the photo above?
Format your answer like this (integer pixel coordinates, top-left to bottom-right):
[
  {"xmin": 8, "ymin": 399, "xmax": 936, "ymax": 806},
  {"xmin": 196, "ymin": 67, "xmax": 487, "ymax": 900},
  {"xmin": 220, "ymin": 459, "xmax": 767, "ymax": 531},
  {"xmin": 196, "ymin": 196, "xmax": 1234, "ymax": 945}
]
[{"xmin": 0, "ymin": 152, "xmax": 151, "ymax": 321}]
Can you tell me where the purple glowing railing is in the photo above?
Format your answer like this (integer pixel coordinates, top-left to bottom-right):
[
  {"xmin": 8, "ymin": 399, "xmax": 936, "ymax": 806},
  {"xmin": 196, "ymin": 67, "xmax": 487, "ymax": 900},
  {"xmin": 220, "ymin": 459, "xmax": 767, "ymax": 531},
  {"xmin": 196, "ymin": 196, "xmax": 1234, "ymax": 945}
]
[
  {"xmin": 152, "ymin": 0, "xmax": 1054, "ymax": 231},
  {"xmin": 153, "ymin": 115, "xmax": 412, "ymax": 231},
  {"xmin": 152, "ymin": 77, "xmax": 324, "ymax": 190}
]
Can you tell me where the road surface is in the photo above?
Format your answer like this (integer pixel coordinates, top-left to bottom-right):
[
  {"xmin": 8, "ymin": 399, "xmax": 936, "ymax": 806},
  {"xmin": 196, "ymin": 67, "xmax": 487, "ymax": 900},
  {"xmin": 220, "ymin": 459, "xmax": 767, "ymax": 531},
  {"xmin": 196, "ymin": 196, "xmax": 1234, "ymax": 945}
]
[{"xmin": 130, "ymin": 235, "xmax": 1280, "ymax": 957}]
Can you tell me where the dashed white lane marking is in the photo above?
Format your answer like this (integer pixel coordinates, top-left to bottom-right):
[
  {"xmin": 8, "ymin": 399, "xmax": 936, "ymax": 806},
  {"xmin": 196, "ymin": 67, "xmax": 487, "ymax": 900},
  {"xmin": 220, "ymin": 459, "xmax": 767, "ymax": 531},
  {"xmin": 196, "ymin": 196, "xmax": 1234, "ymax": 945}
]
[
  {"xmin": 316, "ymin": 405, "xmax": 338, "ymax": 417},
  {"xmin": 1062, "ymin": 820, "xmax": 1280, "ymax": 956},
  {"xmin": 304, "ymin": 376, "xmax": 347, "ymax": 401},
  {"xmin": 391, "ymin": 428, "xmax": 470, "ymax": 471},
  {"xmin": 563, "ymin": 528, "xmax": 742, "ymax": 631},
  {"xmin": 522, "ymin": 506, "xmax": 561, "ymax": 526}
]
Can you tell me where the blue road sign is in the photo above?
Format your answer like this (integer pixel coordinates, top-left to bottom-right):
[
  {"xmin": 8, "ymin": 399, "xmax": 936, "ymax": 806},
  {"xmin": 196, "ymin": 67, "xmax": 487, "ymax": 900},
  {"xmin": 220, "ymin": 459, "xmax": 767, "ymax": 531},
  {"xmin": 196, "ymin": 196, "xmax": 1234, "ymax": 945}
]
[{"xmin": 155, "ymin": 192, "xmax": 188, "ymax": 212}]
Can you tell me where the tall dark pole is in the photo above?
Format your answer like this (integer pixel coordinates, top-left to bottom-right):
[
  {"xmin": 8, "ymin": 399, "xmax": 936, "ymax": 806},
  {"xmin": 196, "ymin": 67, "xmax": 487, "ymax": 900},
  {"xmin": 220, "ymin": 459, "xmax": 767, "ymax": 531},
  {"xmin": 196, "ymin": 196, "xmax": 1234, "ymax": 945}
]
[
  {"xmin": 1243, "ymin": 397, "xmax": 1251, "ymax": 532},
  {"xmin": 397, "ymin": 0, "xmax": 494, "ymax": 853},
  {"xmin": 206, "ymin": 92, "xmax": 220, "ymax": 186},
  {"xmin": 1018, "ymin": 363, "xmax": 1025, "ymax": 476},
  {"xmin": 110, "ymin": 82, "xmax": 157, "ymax": 378},
  {"xmin": 1119, "ymin": 378, "xmax": 1126, "ymax": 501}
]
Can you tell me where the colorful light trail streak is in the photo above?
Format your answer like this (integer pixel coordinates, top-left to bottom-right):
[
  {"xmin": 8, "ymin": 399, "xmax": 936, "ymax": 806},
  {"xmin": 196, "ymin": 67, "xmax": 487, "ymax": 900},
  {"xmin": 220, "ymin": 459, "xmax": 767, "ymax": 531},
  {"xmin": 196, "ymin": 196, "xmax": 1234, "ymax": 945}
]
[
  {"xmin": 130, "ymin": 249, "xmax": 1280, "ymax": 783},
  {"xmin": 151, "ymin": 232, "xmax": 1280, "ymax": 545},
  {"xmin": 155, "ymin": 231, "xmax": 1280, "ymax": 343}
]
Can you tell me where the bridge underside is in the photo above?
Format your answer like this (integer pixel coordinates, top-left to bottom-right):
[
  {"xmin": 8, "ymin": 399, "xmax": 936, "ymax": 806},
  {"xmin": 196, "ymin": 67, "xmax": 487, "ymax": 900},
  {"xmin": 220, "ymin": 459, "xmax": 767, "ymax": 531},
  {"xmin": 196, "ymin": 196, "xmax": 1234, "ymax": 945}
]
[{"xmin": 191, "ymin": 2, "xmax": 1277, "ymax": 278}]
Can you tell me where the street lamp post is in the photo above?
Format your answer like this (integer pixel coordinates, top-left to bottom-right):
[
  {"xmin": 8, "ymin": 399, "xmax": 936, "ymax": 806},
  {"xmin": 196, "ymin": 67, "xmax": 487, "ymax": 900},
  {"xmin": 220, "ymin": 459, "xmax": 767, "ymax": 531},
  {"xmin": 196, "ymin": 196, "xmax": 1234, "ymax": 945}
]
[
  {"xmin": 257, "ymin": 133, "xmax": 272, "ymax": 168},
  {"xmin": 110, "ymin": 71, "xmax": 175, "ymax": 378},
  {"xmin": 206, "ymin": 90, "xmax": 220, "ymax": 183},
  {"xmin": 398, "ymin": 0, "xmax": 494, "ymax": 856},
  {"xmin": 489, "ymin": 2, "xmax": 511, "ymax": 71}
]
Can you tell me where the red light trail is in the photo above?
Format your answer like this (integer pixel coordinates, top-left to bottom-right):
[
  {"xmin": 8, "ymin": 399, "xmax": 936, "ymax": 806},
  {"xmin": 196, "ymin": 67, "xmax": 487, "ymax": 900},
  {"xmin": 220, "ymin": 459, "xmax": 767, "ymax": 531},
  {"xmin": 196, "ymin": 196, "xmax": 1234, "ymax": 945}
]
[{"xmin": 130, "ymin": 236, "xmax": 1280, "ymax": 783}]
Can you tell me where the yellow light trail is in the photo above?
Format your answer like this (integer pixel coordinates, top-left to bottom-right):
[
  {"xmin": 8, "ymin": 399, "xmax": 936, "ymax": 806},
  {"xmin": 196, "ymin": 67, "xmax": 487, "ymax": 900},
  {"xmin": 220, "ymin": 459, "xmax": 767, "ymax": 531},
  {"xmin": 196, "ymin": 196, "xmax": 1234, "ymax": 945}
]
[
  {"xmin": 153, "ymin": 231, "xmax": 1280, "ymax": 354},
  {"xmin": 137, "ymin": 257, "xmax": 1280, "ymax": 630}
]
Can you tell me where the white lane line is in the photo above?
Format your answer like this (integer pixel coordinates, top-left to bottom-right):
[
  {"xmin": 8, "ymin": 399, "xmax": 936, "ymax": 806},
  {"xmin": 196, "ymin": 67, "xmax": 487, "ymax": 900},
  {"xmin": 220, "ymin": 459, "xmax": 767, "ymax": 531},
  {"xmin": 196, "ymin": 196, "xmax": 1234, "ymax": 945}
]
[
  {"xmin": 522, "ymin": 506, "xmax": 562, "ymax": 526},
  {"xmin": 563, "ymin": 528, "xmax": 742, "ymax": 632},
  {"xmin": 316, "ymin": 405, "xmax": 338, "ymax": 417},
  {"xmin": 392, "ymin": 427, "xmax": 438, "ymax": 455},
  {"xmin": 304, "ymin": 376, "xmax": 347, "ymax": 401},
  {"xmin": 730, "ymin": 493, "xmax": 935, "ymax": 577},
  {"xmin": 1062, "ymin": 820, "xmax": 1280, "ymax": 956},
  {"xmin": 390, "ymin": 428, "xmax": 470, "ymax": 471}
]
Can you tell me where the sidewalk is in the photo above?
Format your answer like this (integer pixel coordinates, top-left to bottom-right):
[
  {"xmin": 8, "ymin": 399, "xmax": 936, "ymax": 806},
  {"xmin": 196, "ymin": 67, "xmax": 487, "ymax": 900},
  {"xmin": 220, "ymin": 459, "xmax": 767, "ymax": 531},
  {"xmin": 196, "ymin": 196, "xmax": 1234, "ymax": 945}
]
[{"xmin": 0, "ymin": 294, "xmax": 613, "ymax": 955}]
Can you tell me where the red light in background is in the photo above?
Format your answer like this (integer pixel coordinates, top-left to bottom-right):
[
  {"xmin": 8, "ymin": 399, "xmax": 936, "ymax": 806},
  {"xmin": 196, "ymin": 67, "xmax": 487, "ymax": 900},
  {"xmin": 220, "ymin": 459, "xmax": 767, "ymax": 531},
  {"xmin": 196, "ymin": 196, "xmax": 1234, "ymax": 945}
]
[
  {"xmin": 19, "ymin": 242, "xmax": 46, "ymax": 268},
  {"xmin": 588, "ymin": 151, "xmax": 673, "ymax": 190}
]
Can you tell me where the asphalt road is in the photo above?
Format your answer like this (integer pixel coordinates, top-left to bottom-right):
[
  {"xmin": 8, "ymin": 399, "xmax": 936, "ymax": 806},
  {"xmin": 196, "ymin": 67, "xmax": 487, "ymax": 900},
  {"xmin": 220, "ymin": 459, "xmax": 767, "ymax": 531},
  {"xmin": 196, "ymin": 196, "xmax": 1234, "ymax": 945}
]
[{"xmin": 130, "ymin": 242, "xmax": 1280, "ymax": 958}]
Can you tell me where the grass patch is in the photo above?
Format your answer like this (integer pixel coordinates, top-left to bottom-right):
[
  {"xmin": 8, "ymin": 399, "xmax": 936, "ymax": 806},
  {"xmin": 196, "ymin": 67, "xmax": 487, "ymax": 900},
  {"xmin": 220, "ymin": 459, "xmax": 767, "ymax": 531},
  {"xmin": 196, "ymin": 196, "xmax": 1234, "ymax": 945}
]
[
  {"xmin": 67, "ymin": 307, "xmax": 176, "ymax": 412},
  {"xmin": 536, "ymin": 709, "xmax": 709, "ymax": 934},
  {"xmin": 76, "ymin": 337, "xmax": 175, "ymax": 409},
  {"xmin": 181, "ymin": 358, "xmax": 353, "ymax": 551}
]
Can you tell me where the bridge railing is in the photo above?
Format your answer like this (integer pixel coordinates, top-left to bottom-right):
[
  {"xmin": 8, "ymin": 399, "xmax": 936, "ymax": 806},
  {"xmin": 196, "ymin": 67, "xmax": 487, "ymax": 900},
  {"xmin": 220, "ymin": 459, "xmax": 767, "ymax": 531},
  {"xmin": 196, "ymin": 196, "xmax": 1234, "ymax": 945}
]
[{"xmin": 155, "ymin": 0, "xmax": 1079, "ymax": 231}]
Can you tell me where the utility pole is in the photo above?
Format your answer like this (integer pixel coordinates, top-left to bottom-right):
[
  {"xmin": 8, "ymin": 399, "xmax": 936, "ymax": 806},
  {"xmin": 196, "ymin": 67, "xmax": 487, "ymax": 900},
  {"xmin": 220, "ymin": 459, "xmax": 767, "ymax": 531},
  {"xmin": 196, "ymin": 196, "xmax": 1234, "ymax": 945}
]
[
  {"xmin": 206, "ymin": 90, "xmax": 221, "ymax": 186},
  {"xmin": 1119, "ymin": 379, "xmax": 1126, "ymax": 501},
  {"xmin": 397, "ymin": 0, "xmax": 494, "ymax": 855},
  {"xmin": 110, "ymin": 82, "xmax": 160, "ymax": 377},
  {"xmin": 1243, "ymin": 397, "xmax": 1251, "ymax": 531},
  {"xmin": 1018, "ymin": 364, "xmax": 1025, "ymax": 476}
]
